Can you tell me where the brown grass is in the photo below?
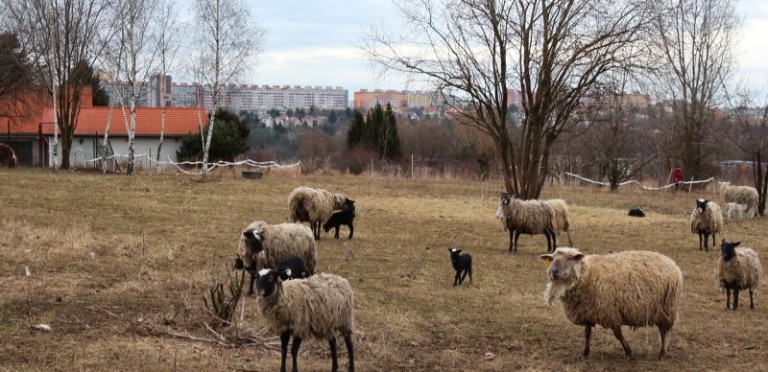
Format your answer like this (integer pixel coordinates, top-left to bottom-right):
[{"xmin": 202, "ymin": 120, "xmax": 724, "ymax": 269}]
[{"xmin": 0, "ymin": 169, "xmax": 766, "ymax": 371}]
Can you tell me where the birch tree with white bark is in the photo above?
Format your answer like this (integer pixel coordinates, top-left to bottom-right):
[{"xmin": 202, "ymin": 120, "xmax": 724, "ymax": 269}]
[
  {"xmin": 154, "ymin": 0, "xmax": 180, "ymax": 168},
  {"xmin": 191, "ymin": 0, "xmax": 262, "ymax": 177},
  {"xmin": 2, "ymin": 0, "xmax": 113, "ymax": 170}
]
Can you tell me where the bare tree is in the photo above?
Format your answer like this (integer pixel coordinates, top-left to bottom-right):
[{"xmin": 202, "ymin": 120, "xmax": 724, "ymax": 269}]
[
  {"xmin": 109, "ymin": 0, "xmax": 160, "ymax": 175},
  {"xmin": 3, "ymin": 0, "xmax": 113, "ymax": 170},
  {"xmin": 720, "ymin": 89, "xmax": 768, "ymax": 216},
  {"xmin": 154, "ymin": 0, "xmax": 180, "ymax": 167},
  {"xmin": 365, "ymin": 0, "xmax": 650, "ymax": 199},
  {"xmin": 191, "ymin": 0, "xmax": 262, "ymax": 177},
  {"xmin": 650, "ymin": 0, "xmax": 740, "ymax": 180}
]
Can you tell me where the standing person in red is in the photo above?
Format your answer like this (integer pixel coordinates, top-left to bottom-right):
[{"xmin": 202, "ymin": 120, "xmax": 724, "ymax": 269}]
[{"xmin": 672, "ymin": 165, "xmax": 684, "ymax": 191}]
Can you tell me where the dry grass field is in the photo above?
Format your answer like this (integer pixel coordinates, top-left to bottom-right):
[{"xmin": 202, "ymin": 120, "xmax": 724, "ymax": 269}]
[{"xmin": 1, "ymin": 168, "xmax": 767, "ymax": 371}]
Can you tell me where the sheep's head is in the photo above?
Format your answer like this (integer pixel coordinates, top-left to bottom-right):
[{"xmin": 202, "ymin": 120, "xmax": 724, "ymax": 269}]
[
  {"xmin": 449, "ymin": 248, "xmax": 462, "ymax": 265},
  {"xmin": 695, "ymin": 199, "xmax": 709, "ymax": 214},
  {"xmin": 255, "ymin": 268, "xmax": 284, "ymax": 297},
  {"xmin": 539, "ymin": 247, "xmax": 585, "ymax": 283},
  {"xmin": 243, "ymin": 228, "xmax": 265, "ymax": 254},
  {"xmin": 499, "ymin": 192, "xmax": 511, "ymax": 206},
  {"xmin": 720, "ymin": 239, "xmax": 740, "ymax": 262}
]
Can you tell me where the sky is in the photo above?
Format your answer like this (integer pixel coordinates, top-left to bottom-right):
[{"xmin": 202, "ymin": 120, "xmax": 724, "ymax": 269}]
[{"xmin": 194, "ymin": 0, "xmax": 768, "ymax": 97}]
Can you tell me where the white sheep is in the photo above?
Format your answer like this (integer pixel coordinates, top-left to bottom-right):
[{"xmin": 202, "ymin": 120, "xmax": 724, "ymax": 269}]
[
  {"xmin": 724, "ymin": 202, "xmax": 748, "ymax": 221},
  {"xmin": 288, "ymin": 186, "xmax": 355, "ymax": 240},
  {"xmin": 717, "ymin": 240, "xmax": 763, "ymax": 310},
  {"xmin": 690, "ymin": 199, "xmax": 723, "ymax": 252},
  {"xmin": 237, "ymin": 221, "xmax": 317, "ymax": 295},
  {"xmin": 544, "ymin": 198, "xmax": 573, "ymax": 246},
  {"xmin": 498, "ymin": 192, "xmax": 557, "ymax": 253},
  {"xmin": 255, "ymin": 269, "xmax": 355, "ymax": 372},
  {"xmin": 719, "ymin": 182, "xmax": 758, "ymax": 218},
  {"xmin": 539, "ymin": 247, "xmax": 683, "ymax": 359}
]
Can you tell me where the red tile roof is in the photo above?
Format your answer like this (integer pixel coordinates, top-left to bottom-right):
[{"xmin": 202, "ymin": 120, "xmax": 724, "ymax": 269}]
[{"xmin": 1, "ymin": 87, "xmax": 205, "ymax": 137}]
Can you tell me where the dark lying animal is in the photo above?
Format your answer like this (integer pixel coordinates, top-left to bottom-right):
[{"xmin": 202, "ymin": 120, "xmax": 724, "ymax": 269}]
[
  {"xmin": 235, "ymin": 255, "xmax": 309, "ymax": 295},
  {"xmin": 449, "ymin": 248, "xmax": 472, "ymax": 286},
  {"xmin": 323, "ymin": 205, "xmax": 356, "ymax": 239},
  {"xmin": 628, "ymin": 208, "xmax": 646, "ymax": 217}
]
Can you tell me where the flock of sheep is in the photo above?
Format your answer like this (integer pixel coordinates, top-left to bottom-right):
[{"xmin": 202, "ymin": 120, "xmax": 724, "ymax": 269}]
[
  {"xmin": 233, "ymin": 181, "xmax": 763, "ymax": 370},
  {"xmin": 494, "ymin": 181, "xmax": 763, "ymax": 359}
]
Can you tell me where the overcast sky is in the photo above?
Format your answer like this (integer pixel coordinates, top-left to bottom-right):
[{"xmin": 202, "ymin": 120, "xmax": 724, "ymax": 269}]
[{"xmin": 199, "ymin": 0, "xmax": 768, "ymax": 96}]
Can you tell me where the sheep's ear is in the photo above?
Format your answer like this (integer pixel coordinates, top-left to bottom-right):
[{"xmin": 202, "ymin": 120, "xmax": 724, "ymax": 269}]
[
  {"xmin": 573, "ymin": 254, "xmax": 585, "ymax": 261},
  {"xmin": 538, "ymin": 254, "xmax": 553, "ymax": 263},
  {"xmin": 283, "ymin": 268, "xmax": 292, "ymax": 278},
  {"xmin": 733, "ymin": 241, "xmax": 741, "ymax": 248}
]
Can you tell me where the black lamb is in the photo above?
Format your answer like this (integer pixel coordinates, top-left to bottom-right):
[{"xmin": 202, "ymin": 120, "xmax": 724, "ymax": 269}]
[
  {"xmin": 323, "ymin": 203, "xmax": 356, "ymax": 239},
  {"xmin": 449, "ymin": 248, "xmax": 472, "ymax": 286},
  {"xmin": 628, "ymin": 208, "xmax": 646, "ymax": 217}
]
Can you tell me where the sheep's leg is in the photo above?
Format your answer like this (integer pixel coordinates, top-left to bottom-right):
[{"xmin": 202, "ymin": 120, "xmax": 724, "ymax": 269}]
[
  {"xmin": 658, "ymin": 324, "xmax": 670, "ymax": 359},
  {"xmin": 291, "ymin": 336, "xmax": 303, "ymax": 372},
  {"xmin": 725, "ymin": 287, "xmax": 732, "ymax": 310},
  {"xmin": 329, "ymin": 336, "xmax": 339, "ymax": 372},
  {"xmin": 247, "ymin": 271, "xmax": 256, "ymax": 296},
  {"xmin": 703, "ymin": 232, "xmax": 709, "ymax": 252},
  {"xmin": 749, "ymin": 288, "xmax": 755, "ymax": 309},
  {"xmin": 733, "ymin": 288, "xmax": 740, "ymax": 310},
  {"xmin": 711, "ymin": 232, "xmax": 716, "ymax": 252},
  {"xmin": 348, "ymin": 222, "xmax": 354, "ymax": 239},
  {"xmin": 333, "ymin": 225, "xmax": 341, "ymax": 239},
  {"xmin": 460, "ymin": 269, "xmax": 468, "ymax": 284},
  {"xmin": 550, "ymin": 228, "xmax": 557, "ymax": 252},
  {"xmin": 508, "ymin": 229, "xmax": 515, "ymax": 252},
  {"xmin": 314, "ymin": 222, "xmax": 321, "ymax": 240},
  {"xmin": 280, "ymin": 331, "xmax": 291, "ymax": 372},
  {"xmin": 698, "ymin": 233, "xmax": 703, "ymax": 251},
  {"xmin": 468, "ymin": 266, "xmax": 472, "ymax": 283},
  {"xmin": 611, "ymin": 326, "xmax": 633, "ymax": 357},
  {"xmin": 344, "ymin": 334, "xmax": 355, "ymax": 372},
  {"xmin": 454, "ymin": 270, "xmax": 460, "ymax": 286},
  {"xmin": 583, "ymin": 325, "xmax": 592, "ymax": 358}
]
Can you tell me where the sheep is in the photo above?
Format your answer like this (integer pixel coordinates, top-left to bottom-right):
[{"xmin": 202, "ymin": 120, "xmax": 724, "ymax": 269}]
[
  {"xmin": 498, "ymin": 192, "xmax": 557, "ymax": 253},
  {"xmin": 0, "ymin": 143, "xmax": 17, "ymax": 168},
  {"xmin": 628, "ymin": 208, "xmax": 646, "ymax": 217},
  {"xmin": 255, "ymin": 268, "xmax": 355, "ymax": 372},
  {"xmin": 235, "ymin": 255, "xmax": 310, "ymax": 296},
  {"xmin": 322, "ymin": 203, "xmax": 356, "ymax": 239},
  {"xmin": 720, "ymin": 182, "xmax": 758, "ymax": 219},
  {"xmin": 449, "ymin": 248, "xmax": 472, "ymax": 286},
  {"xmin": 237, "ymin": 221, "xmax": 317, "ymax": 295},
  {"xmin": 289, "ymin": 186, "xmax": 355, "ymax": 240},
  {"xmin": 690, "ymin": 199, "xmax": 723, "ymax": 252},
  {"xmin": 724, "ymin": 202, "xmax": 748, "ymax": 221},
  {"xmin": 539, "ymin": 247, "xmax": 683, "ymax": 359},
  {"xmin": 717, "ymin": 240, "xmax": 763, "ymax": 310},
  {"xmin": 544, "ymin": 198, "xmax": 573, "ymax": 246}
]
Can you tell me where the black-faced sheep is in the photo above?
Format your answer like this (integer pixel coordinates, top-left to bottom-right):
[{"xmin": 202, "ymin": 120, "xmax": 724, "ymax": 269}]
[
  {"xmin": 289, "ymin": 186, "xmax": 355, "ymax": 240},
  {"xmin": 255, "ymin": 269, "xmax": 355, "ymax": 372},
  {"xmin": 498, "ymin": 192, "xmax": 557, "ymax": 253},
  {"xmin": 237, "ymin": 221, "xmax": 317, "ymax": 296},
  {"xmin": 235, "ymin": 255, "xmax": 310, "ymax": 295},
  {"xmin": 539, "ymin": 248, "xmax": 683, "ymax": 359},
  {"xmin": 449, "ymin": 248, "xmax": 472, "ymax": 286},
  {"xmin": 690, "ymin": 199, "xmax": 723, "ymax": 252},
  {"xmin": 323, "ymin": 204, "xmax": 356, "ymax": 239},
  {"xmin": 719, "ymin": 183, "xmax": 758, "ymax": 218},
  {"xmin": 717, "ymin": 240, "xmax": 762, "ymax": 310}
]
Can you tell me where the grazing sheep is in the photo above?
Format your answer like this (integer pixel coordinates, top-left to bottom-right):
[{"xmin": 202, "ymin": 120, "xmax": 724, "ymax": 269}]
[
  {"xmin": 544, "ymin": 199, "xmax": 573, "ymax": 246},
  {"xmin": 628, "ymin": 208, "xmax": 646, "ymax": 217},
  {"xmin": 720, "ymin": 183, "xmax": 758, "ymax": 218},
  {"xmin": 724, "ymin": 202, "xmax": 748, "ymax": 221},
  {"xmin": 235, "ymin": 255, "xmax": 310, "ymax": 295},
  {"xmin": 717, "ymin": 240, "xmax": 762, "ymax": 310},
  {"xmin": 690, "ymin": 199, "xmax": 723, "ymax": 252},
  {"xmin": 255, "ymin": 269, "xmax": 355, "ymax": 372},
  {"xmin": 539, "ymin": 248, "xmax": 683, "ymax": 359},
  {"xmin": 0, "ymin": 143, "xmax": 17, "ymax": 168},
  {"xmin": 289, "ymin": 186, "xmax": 355, "ymax": 240},
  {"xmin": 322, "ymin": 204, "xmax": 356, "ymax": 239},
  {"xmin": 498, "ymin": 192, "xmax": 557, "ymax": 253},
  {"xmin": 449, "ymin": 248, "xmax": 472, "ymax": 286},
  {"xmin": 237, "ymin": 221, "xmax": 317, "ymax": 294}
]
